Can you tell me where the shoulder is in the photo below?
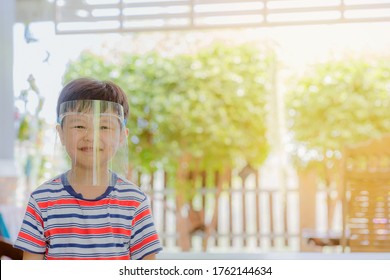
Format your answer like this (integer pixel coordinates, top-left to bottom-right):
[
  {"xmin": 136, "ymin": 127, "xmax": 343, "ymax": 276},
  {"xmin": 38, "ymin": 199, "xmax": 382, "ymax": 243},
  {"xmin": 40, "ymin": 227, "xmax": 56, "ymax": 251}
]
[
  {"xmin": 30, "ymin": 174, "xmax": 65, "ymax": 199},
  {"xmin": 113, "ymin": 174, "xmax": 148, "ymax": 201}
]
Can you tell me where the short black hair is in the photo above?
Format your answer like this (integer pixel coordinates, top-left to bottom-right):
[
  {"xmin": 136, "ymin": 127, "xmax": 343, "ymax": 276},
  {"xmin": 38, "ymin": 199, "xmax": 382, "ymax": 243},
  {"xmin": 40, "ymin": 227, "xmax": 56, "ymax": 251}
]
[{"xmin": 56, "ymin": 78, "xmax": 129, "ymax": 121}]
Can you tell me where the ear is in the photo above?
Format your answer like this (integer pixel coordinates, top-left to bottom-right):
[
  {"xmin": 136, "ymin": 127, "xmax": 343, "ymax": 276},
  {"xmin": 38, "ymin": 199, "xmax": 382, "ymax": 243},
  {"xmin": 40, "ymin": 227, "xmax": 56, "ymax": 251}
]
[
  {"xmin": 119, "ymin": 127, "xmax": 129, "ymax": 147},
  {"xmin": 56, "ymin": 124, "xmax": 65, "ymax": 146}
]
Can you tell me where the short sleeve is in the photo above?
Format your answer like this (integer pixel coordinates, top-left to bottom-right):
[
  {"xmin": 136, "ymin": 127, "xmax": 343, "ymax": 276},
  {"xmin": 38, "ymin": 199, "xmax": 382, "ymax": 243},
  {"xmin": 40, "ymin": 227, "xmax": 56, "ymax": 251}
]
[
  {"xmin": 130, "ymin": 196, "xmax": 162, "ymax": 260},
  {"xmin": 14, "ymin": 195, "xmax": 46, "ymax": 254}
]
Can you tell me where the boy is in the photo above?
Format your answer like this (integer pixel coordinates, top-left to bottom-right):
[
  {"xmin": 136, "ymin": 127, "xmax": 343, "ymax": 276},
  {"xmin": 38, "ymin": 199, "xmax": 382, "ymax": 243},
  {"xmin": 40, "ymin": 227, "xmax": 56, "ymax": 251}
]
[{"xmin": 14, "ymin": 78, "xmax": 162, "ymax": 260}]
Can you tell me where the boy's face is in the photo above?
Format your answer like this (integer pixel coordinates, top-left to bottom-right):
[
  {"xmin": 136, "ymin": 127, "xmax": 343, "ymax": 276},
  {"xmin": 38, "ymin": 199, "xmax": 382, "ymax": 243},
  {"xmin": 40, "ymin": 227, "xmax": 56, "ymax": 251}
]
[{"xmin": 57, "ymin": 113, "xmax": 128, "ymax": 170}]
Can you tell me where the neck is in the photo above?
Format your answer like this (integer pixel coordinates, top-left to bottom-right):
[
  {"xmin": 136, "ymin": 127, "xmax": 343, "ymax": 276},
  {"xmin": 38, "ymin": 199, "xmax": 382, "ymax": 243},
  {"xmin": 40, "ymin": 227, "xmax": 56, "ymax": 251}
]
[{"xmin": 68, "ymin": 165, "xmax": 110, "ymax": 187}]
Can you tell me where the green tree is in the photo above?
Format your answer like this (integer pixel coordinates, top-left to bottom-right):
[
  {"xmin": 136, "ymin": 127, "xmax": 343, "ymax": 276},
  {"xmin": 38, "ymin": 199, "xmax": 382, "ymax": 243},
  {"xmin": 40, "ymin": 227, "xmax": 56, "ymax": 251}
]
[
  {"xmin": 64, "ymin": 43, "xmax": 275, "ymax": 178},
  {"xmin": 286, "ymin": 57, "xmax": 390, "ymax": 168},
  {"xmin": 286, "ymin": 57, "xmax": 390, "ymax": 233}
]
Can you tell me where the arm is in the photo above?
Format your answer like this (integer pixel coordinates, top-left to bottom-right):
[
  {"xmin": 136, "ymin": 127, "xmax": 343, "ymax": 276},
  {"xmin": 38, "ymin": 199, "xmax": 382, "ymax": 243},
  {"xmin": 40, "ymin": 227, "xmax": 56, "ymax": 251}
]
[
  {"xmin": 130, "ymin": 197, "xmax": 162, "ymax": 260},
  {"xmin": 14, "ymin": 195, "xmax": 47, "ymax": 260},
  {"xmin": 141, "ymin": 253, "xmax": 156, "ymax": 260},
  {"xmin": 23, "ymin": 251, "xmax": 44, "ymax": 260}
]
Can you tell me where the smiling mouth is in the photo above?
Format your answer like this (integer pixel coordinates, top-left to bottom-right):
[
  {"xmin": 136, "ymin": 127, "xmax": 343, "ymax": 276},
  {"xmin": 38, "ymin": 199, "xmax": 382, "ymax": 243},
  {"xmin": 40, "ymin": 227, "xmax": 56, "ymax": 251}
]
[{"xmin": 79, "ymin": 147, "xmax": 103, "ymax": 152}]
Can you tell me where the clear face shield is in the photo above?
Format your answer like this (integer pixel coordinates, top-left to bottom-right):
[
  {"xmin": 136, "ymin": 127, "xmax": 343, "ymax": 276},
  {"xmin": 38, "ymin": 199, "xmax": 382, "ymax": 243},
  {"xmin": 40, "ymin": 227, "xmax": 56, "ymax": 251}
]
[{"xmin": 56, "ymin": 100, "xmax": 129, "ymax": 187}]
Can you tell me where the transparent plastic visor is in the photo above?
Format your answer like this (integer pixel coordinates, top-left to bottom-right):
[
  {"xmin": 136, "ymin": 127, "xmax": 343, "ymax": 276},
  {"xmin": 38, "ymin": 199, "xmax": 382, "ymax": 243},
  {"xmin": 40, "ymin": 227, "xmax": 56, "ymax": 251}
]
[{"xmin": 56, "ymin": 100, "xmax": 128, "ymax": 187}]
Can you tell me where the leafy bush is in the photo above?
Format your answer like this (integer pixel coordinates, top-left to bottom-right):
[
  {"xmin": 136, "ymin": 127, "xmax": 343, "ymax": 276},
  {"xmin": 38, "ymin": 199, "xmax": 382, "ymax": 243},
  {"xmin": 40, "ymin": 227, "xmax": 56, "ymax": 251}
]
[
  {"xmin": 64, "ymin": 43, "xmax": 275, "ymax": 177},
  {"xmin": 286, "ymin": 57, "xmax": 390, "ymax": 167}
]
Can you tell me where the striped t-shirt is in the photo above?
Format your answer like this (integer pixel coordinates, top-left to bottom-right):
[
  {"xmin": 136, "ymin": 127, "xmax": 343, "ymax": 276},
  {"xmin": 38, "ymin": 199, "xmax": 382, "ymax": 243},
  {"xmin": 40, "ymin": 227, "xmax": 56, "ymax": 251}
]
[{"xmin": 14, "ymin": 172, "xmax": 162, "ymax": 260}]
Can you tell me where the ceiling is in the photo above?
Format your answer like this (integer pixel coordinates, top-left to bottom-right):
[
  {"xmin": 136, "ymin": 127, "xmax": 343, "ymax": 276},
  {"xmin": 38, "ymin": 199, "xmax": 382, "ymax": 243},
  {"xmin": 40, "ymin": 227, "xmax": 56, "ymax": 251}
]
[{"xmin": 16, "ymin": 0, "xmax": 390, "ymax": 34}]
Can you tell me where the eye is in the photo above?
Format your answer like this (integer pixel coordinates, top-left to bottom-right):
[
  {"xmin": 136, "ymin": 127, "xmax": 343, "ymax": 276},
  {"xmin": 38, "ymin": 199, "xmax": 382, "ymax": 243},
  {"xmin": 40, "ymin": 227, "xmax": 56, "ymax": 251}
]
[
  {"xmin": 74, "ymin": 125, "xmax": 86, "ymax": 129},
  {"xmin": 100, "ymin": 125, "xmax": 110, "ymax": 130}
]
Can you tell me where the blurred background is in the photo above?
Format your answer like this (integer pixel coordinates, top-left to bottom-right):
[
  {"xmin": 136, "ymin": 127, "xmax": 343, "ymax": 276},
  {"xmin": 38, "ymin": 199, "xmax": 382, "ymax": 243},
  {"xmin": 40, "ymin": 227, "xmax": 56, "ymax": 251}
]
[{"xmin": 1, "ymin": 0, "xmax": 390, "ymax": 257}]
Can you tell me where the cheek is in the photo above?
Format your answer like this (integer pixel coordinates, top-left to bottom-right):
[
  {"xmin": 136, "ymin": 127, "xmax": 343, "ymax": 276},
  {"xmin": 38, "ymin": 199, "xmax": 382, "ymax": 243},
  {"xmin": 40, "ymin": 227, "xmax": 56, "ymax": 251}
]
[
  {"xmin": 105, "ymin": 131, "xmax": 122, "ymax": 145},
  {"xmin": 106, "ymin": 138, "xmax": 121, "ymax": 150},
  {"xmin": 63, "ymin": 134, "xmax": 80, "ymax": 149}
]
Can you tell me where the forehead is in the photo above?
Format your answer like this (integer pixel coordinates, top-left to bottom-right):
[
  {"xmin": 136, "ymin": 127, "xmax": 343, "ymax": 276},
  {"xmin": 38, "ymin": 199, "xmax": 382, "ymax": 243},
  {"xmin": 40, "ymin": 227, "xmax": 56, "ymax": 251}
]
[
  {"xmin": 63, "ymin": 113, "xmax": 120, "ymax": 123},
  {"xmin": 61, "ymin": 100, "xmax": 123, "ymax": 114}
]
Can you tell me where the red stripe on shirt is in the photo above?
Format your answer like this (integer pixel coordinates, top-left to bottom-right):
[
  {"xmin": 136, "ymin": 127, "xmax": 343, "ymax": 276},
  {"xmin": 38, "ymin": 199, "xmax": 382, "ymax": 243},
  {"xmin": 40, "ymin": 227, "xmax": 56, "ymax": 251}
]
[
  {"xmin": 37, "ymin": 198, "xmax": 139, "ymax": 209},
  {"xmin": 18, "ymin": 231, "xmax": 46, "ymax": 247},
  {"xmin": 26, "ymin": 205, "xmax": 43, "ymax": 227},
  {"xmin": 132, "ymin": 208, "xmax": 151, "ymax": 225},
  {"xmin": 46, "ymin": 255, "xmax": 130, "ymax": 260},
  {"xmin": 47, "ymin": 226, "xmax": 131, "ymax": 236},
  {"xmin": 131, "ymin": 234, "xmax": 159, "ymax": 253}
]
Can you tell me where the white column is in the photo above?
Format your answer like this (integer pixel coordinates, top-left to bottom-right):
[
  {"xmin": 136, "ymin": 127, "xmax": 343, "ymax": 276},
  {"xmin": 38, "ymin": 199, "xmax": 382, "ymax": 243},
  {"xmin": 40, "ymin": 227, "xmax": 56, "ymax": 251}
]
[{"xmin": 0, "ymin": 0, "xmax": 18, "ymax": 204}]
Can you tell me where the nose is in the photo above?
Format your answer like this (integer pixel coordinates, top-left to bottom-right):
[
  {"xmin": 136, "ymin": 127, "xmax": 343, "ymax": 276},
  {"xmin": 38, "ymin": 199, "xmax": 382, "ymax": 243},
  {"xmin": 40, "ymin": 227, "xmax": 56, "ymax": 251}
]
[{"xmin": 83, "ymin": 126, "xmax": 98, "ymax": 141}]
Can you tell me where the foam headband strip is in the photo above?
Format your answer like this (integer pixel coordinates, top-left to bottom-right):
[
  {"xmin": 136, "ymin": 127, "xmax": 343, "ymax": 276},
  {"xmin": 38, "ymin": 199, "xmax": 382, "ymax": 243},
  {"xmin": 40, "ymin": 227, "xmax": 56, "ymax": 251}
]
[{"xmin": 57, "ymin": 115, "xmax": 127, "ymax": 126}]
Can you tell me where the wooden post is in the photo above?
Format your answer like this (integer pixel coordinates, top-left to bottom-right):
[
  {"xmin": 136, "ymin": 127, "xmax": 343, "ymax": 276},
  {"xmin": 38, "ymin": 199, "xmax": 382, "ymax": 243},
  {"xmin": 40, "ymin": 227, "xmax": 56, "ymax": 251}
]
[
  {"xmin": 228, "ymin": 170, "xmax": 234, "ymax": 247},
  {"xmin": 175, "ymin": 193, "xmax": 191, "ymax": 251},
  {"xmin": 202, "ymin": 169, "xmax": 224, "ymax": 251},
  {"xmin": 255, "ymin": 170, "xmax": 261, "ymax": 247},
  {"xmin": 162, "ymin": 171, "xmax": 168, "ymax": 247},
  {"xmin": 242, "ymin": 174, "xmax": 247, "ymax": 247},
  {"xmin": 269, "ymin": 192, "xmax": 275, "ymax": 247},
  {"xmin": 298, "ymin": 168, "xmax": 320, "ymax": 252},
  {"xmin": 175, "ymin": 153, "xmax": 192, "ymax": 251}
]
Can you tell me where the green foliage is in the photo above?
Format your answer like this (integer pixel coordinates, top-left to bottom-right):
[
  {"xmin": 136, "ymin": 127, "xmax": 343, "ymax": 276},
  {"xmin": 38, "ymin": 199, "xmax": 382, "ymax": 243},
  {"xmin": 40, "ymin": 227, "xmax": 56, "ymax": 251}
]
[
  {"xmin": 286, "ymin": 58, "xmax": 390, "ymax": 167},
  {"xmin": 15, "ymin": 75, "xmax": 49, "ymax": 188},
  {"xmin": 18, "ymin": 115, "xmax": 30, "ymax": 141},
  {"xmin": 64, "ymin": 43, "xmax": 275, "ymax": 176}
]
